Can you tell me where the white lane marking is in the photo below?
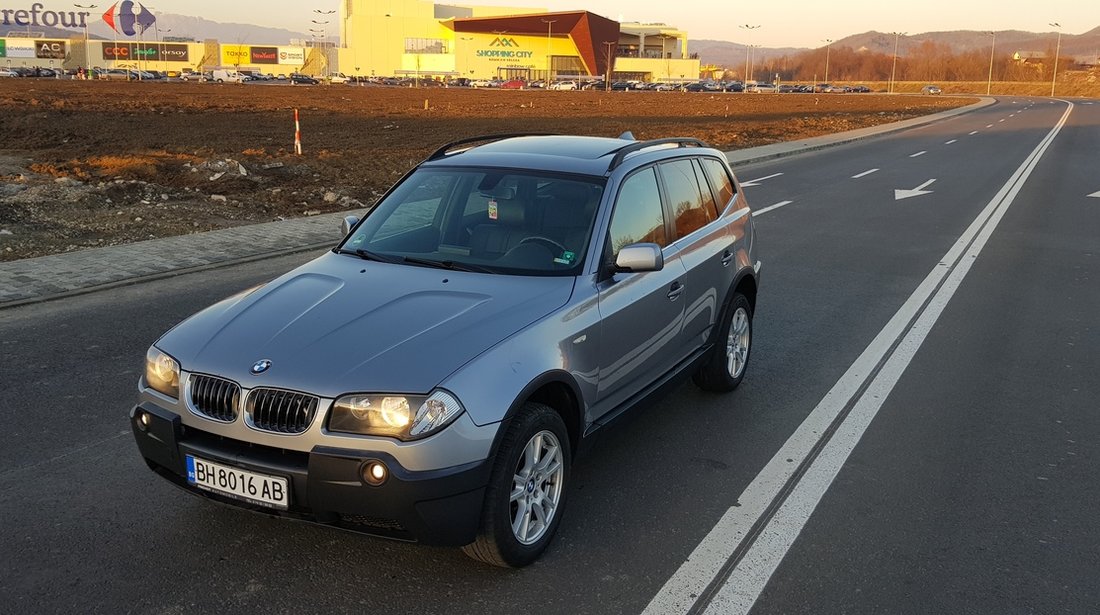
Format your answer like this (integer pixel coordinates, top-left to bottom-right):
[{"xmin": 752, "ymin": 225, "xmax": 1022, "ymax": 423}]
[
  {"xmin": 643, "ymin": 100, "xmax": 1075, "ymax": 615},
  {"xmin": 999, "ymin": 119, "xmax": 1006, "ymax": 123},
  {"xmin": 1088, "ymin": 191, "xmax": 1100, "ymax": 198},
  {"xmin": 909, "ymin": 151, "xmax": 927, "ymax": 158},
  {"xmin": 700, "ymin": 100, "xmax": 1074, "ymax": 615},
  {"xmin": 895, "ymin": 178, "xmax": 936, "ymax": 200},
  {"xmin": 969, "ymin": 131, "xmax": 979, "ymax": 135},
  {"xmin": 740, "ymin": 172, "xmax": 784, "ymax": 187},
  {"xmin": 752, "ymin": 201, "xmax": 793, "ymax": 216},
  {"xmin": 851, "ymin": 169, "xmax": 879, "ymax": 179},
  {"xmin": 987, "ymin": 124, "xmax": 994, "ymax": 128},
  {"xmin": 945, "ymin": 139, "xmax": 957, "ymax": 145}
]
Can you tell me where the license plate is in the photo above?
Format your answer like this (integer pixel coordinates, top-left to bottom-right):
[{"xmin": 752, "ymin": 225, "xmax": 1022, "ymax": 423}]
[{"xmin": 186, "ymin": 455, "xmax": 289, "ymax": 510}]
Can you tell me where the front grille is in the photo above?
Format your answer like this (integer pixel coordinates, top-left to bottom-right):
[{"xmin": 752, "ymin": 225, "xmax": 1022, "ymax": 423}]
[
  {"xmin": 189, "ymin": 375, "xmax": 240, "ymax": 422},
  {"xmin": 247, "ymin": 388, "xmax": 319, "ymax": 434},
  {"xmin": 340, "ymin": 514, "xmax": 406, "ymax": 533}
]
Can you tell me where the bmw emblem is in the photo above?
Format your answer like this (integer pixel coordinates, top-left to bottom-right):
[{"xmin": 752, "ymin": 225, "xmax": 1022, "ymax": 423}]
[{"xmin": 251, "ymin": 359, "xmax": 273, "ymax": 375}]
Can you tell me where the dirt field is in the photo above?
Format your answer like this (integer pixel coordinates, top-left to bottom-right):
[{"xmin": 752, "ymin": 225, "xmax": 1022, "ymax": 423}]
[{"xmin": 0, "ymin": 81, "xmax": 973, "ymax": 261}]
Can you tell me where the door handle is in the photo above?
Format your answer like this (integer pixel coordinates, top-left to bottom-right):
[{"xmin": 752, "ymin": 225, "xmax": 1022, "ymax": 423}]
[
  {"xmin": 667, "ymin": 282, "xmax": 685, "ymax": 301},
  {"xmin": 721, "ymin": 250, "xmax": 734, "ymax": 267}
]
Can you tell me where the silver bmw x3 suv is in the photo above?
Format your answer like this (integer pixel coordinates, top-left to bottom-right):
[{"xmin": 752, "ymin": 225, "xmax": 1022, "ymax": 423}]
[{"xmin": 131, "ymin": 134, "xmax": 761, "ymax": 567}]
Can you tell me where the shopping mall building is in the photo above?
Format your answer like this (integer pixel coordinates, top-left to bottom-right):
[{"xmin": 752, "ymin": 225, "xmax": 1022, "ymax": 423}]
[
  {"xmin": 0, "ymin": 0, "xmax": 699, "ymax": 81},
  {"xmin": 337, "ymin": 0, "xmax": 700, "ymax": 82}
]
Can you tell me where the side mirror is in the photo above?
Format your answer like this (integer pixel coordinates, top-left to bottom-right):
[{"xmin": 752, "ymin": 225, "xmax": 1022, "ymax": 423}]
[
  {"xmin": 340, "ymin": 215, "xmax": 360, "ymax": 237},
  {"xmin": 614, "ymin": 243, "xmax": 664, "ymax": 273}
]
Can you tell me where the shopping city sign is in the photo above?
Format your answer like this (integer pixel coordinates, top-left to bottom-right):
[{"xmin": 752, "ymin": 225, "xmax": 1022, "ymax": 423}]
[
  {"xmin": 0, "ymin": 3, "xmax": 92, "ymax": 28},
  {"xmin": 101, "ymin": 0, "xmax": 155, "ymax": 36}
]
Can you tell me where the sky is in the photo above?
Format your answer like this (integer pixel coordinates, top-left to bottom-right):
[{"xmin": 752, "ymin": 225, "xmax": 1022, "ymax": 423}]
[{"xmin": 145, "ymin": 0, "xmax": 1098, "ymax": 48}]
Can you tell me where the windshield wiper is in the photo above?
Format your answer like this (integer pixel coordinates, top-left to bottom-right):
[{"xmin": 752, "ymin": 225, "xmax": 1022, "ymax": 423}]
[
  {"xmin": 339, "ymin": 248, "xmax": 404, "ymax": 264},
  {"xmin": 401, "ymin": 256, "xmax": 496, "ymax": 274}
]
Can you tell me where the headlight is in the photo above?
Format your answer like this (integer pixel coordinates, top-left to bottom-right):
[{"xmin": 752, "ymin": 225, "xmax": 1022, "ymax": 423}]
[
  {"xmin": 145, "ymin": 346, "xmax": 180, "ymax": 399},
  {"xmin": 329, "ymin": 390, "xmax": 465, "ymax": 441}
]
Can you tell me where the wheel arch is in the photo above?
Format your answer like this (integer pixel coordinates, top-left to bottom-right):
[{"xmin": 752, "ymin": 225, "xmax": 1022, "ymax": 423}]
[{"xmin": 493, "ymin": 371, "xmax": 584, "ymax": 461}]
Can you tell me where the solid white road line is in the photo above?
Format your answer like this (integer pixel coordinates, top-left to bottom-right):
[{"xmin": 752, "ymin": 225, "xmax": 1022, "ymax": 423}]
[
  {"xmin": 945, "ymin": 139, "xmax": 957, "ymax": 145},
  {"xmin": 740, "ymin": 173, "xmax": 784, "ymax": 187},
  {"xmin": 642, "ymin": 100, "xmax": 1075, "ymax": 615},
  {"xmin": 851, "ymin": 169, "xmax": 879, "ymax": 179},
  {"xmin": 987, "ymin": 124, "xmax": 994, "ymax": 128},
  {"xmin": 969, "ymin": 131, "xmax": 979, "ymax": 135},
  {"xmin": 910, "ymin": 151, "xmax": 927, "ymax": 158},
  {"xmin": 752, "ymin": 201, "xmax": 793, "ymax": 216},
  {"xmin": 999, "ymin": 119, "xmax": 1006, "ymax": 122}
]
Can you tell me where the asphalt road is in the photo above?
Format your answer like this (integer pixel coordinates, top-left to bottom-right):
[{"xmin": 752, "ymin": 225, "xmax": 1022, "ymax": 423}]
[{"xmin": 1, "ymin": 96, "xmax": 1096, "ymax": 614}]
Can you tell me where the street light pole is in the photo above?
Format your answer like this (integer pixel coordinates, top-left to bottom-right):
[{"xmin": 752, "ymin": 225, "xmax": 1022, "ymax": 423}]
[
  {"xmin": 603, "ymin": 41, "xmax": 615, "ymax": 90},
  {"xmin": 74, "ymin": 3, "xmax": 98, "ymax": 75},
  {"xmin": 822, "ymin": 39, "xmax": 833, "ymax": 87},
  {"xmin": 314, "ymin": 9, "xmax": 336, "ymax": 78},
  {"xmin": 541, "ymin": 19, "xmax": 557, "ymax": 82},
  {"xmin": 1049, "ymin": 22, "xmax": 1062, "ymax": 97},
  {"xmin": 986, "ymin": 31, "xmax": 996, "ymax": 96},
  {"xmin": 739, "ymin": 24, "xmax": 760, "ymax": 88},
  {"xmin": 889, "ymin": 31, "xmax": 906, "ymax": 94}
]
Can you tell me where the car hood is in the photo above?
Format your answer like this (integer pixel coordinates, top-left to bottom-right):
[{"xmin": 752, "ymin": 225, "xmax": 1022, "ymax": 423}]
[{"xmin": 158, "ymin": 252, "xmax": 575, "ymax": 397}]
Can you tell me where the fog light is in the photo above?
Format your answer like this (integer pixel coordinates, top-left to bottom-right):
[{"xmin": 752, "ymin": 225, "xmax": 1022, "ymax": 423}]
[
  {"xmin": 362, "ymin": 461, "xmax": 388, "ymax": 486},
  {"xmin": 137, "ymin": 411, "xmax": 150, "ymax": 432}
]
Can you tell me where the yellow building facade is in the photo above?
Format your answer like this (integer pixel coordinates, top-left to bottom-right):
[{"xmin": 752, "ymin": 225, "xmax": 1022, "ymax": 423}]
[{"xmin": 336, "ymin": 0, "xmax": 700, "ymax": 82}]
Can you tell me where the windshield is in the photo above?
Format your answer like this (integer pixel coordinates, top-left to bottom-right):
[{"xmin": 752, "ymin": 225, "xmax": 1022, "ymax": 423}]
[{"xmin": 341, "ymin": 168, "xmax": 605, "ymax": 275}]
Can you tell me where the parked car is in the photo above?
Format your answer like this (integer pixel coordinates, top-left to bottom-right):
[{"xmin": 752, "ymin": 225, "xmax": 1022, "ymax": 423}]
[
  {"xmin": 469, "ymin": 78, "xmax": 492, "ymax": 87},
  {"xmin": 290, "ymin": 73, "xmax": 319, "ymax": 85},
  {"xmin": 130, "ymin": 133, "xmax": 761, "ymax": 568},
  {"xmin": 329, "ymin": 73, "xmax": 351, "ymax": 84},
  {"xmin": 500, "ymin": 79, "xmax": 526, "ymax": 89},
  {"xmin": 849, "ymin": 85, "xmax": 871, "ymax": 93},
  {"xmin": 921, "ymin": 84, "xmax": 942, "ymax": 95},
  {"xmin": 0, "ymin": 68, "xmax": 16, "ymax": 78},
  {"xmin": 549, "ymin": 80, "xmax": 577, "ymax": 90}
]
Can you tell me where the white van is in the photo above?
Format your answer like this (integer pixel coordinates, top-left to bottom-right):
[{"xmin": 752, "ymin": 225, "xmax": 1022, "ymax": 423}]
[{"xmin": 212, "ymin": 69, "xmax": 244, "ymax": 84}]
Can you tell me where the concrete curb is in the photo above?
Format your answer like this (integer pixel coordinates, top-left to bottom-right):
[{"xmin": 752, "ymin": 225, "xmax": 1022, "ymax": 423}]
[
  {"xmin": 724, "ymin": 96, "xmax": 995, "ymax": 166},
  {"xmin": 0, "ymin": 96, "xmax": 995, "ymax": 310}
]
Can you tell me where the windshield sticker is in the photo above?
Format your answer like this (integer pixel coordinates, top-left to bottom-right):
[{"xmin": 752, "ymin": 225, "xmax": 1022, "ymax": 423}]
[
  {"xmin": 488, "ymin": 200, "xmax": 499, "ymax": 220},
  {"xmin": 553, "ymin": 251, "xmax": 577, "ymax": 266}
]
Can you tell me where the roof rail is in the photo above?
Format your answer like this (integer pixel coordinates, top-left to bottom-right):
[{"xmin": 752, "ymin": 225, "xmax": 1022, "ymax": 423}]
[
  {"xmin": 607, "ymin": 137, "xmax": 709, "ymax": 172},
  {"xmin": 426, "ymin": 133, "xmax": 555, "ymax": 162}
]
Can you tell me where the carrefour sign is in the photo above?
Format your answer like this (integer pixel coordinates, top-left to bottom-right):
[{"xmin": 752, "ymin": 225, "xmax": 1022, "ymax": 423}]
[{"xmin": 0, "ymin": 3, "xmax": 91, "ymax": 28}]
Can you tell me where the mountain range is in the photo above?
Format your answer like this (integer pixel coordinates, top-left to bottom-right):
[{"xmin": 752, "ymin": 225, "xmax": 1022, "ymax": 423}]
[{"xmin": 689, "ymin": 26, "xmax": 1100, "ymax": 66}]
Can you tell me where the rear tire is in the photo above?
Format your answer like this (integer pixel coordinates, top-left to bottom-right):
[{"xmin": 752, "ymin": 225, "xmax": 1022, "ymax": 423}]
[
  {"xmin": 462, "ymin": 402, "xmax": 570, "ymax": 567},
  {"xmin": 693, "ymin": 292, "xmax": 753, "ymax": 392}
]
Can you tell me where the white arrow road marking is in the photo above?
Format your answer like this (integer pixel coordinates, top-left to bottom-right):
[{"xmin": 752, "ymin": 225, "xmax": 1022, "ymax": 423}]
[
  {"xmin": 1088, "ymin": 191, "xmax": 1100, "ymax": 198},
  {"xmin": 752, "ymin": 200, "xmax": 793, "ymax": 216},
  {"xmin": 739, "ymin": 172, "xmax": 783, "ymax": 187},
  {"xmin": 895, "ymin": 179, "xmax": 936, "ymax": 200},
  {"xmin": 910, "ymin": 151, "xmax": 927, "ymax": 158},
  {"xmin": 945, "ymin": 139, "xmax": 957, "ymax": 145},
  {"xmin": 851, "ymin": 169, "xmax": 879, "ymax": 179},
  {"xmin": 969, "ymin": 131, "xmax": 979, "ymax": 135}
]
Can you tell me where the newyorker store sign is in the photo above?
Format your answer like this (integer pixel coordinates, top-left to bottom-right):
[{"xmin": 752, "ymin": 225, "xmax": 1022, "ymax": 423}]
[{"xmin": 0, "ymin": 3, "xmax": 92, "ymax": 28}]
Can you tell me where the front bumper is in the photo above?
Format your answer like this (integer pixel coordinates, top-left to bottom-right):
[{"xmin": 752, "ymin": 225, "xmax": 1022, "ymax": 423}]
[{"xmin": 131, "ymin": 403, "xmax": 491, "ymax": 546}]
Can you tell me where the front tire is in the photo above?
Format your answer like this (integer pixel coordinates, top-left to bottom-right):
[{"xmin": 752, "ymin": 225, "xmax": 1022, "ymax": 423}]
[
  {"xmin": 693, "ymin": 292, "xmax": 753, "ymax": 392},
  {"xmin": 462, "ymin": 402, "xmax": 570, "ymax": 567}
]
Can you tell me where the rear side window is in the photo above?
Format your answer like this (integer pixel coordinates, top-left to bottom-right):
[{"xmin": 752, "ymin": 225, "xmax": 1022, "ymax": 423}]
[
  {"xmin": 700, "ymin": 158, "xmax": 737, "ymax": 211},
  {"xmin": 608, "ymin": 167, "xmax": 667, "ymax": 256},
  {"xmin": 659, "ymin": 159, "xmax": 716, "ymax": 239}
]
